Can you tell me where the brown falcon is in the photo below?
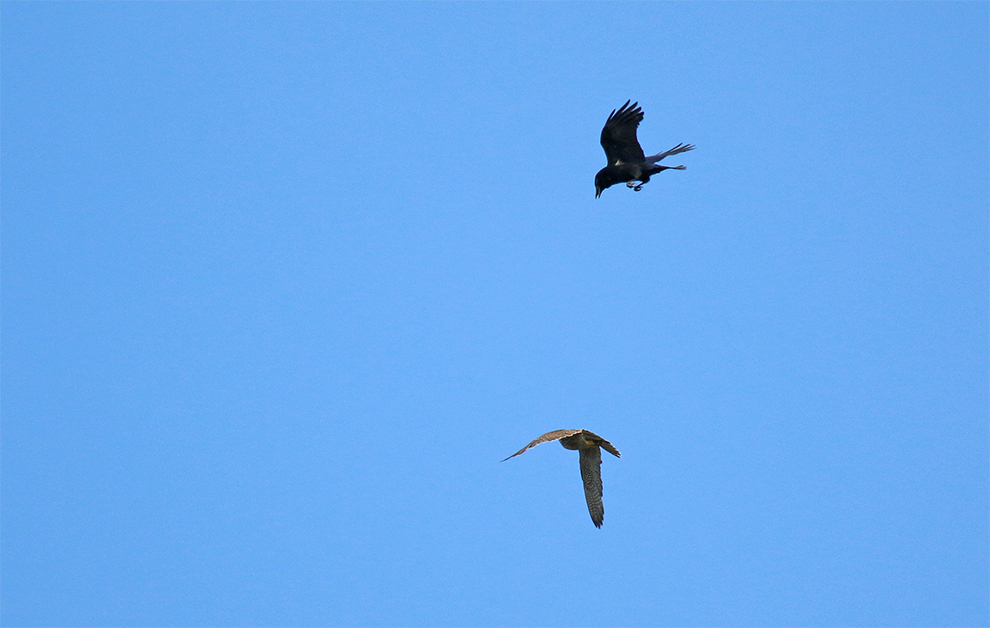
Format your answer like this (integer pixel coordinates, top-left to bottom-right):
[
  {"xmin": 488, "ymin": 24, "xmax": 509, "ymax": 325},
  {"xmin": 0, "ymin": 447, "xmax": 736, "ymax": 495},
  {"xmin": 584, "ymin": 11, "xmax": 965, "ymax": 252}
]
[{"xmin": 502, "ymin": 429, "xmax": 621, "ymax": 528}]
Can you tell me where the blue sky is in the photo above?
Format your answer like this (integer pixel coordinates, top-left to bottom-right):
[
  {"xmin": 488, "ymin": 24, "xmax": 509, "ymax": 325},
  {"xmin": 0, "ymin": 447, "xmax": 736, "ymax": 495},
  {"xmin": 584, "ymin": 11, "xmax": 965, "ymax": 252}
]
[{"xmin": 2, "ymin": 2, "xmax": 988, "ymax": 626}]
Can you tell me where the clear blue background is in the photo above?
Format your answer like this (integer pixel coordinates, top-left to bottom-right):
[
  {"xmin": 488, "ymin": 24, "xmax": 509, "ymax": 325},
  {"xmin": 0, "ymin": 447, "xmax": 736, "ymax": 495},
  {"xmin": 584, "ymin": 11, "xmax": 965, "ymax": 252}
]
[{"xmin": 2, "ymin": 3, "xmax": 987, "ymax": 626}]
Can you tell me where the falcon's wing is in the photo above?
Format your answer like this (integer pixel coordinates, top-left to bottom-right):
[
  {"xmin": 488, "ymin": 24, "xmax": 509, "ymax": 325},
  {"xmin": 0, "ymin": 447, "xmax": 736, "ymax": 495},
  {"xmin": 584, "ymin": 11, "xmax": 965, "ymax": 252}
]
[
  {"xmin": 582, "ymin": 430, "xmax": 622, "ymax": 458},
  {"xmin": 579, "ymin": 446, "xmax": 605, "ymax": 528},
  {"xmin": 501, "ymin": 429, "xmax": 583, "ymax": 462},
  {"xmin": 600, "ymin": 100, "xmax": 646, "ymax": 165}
]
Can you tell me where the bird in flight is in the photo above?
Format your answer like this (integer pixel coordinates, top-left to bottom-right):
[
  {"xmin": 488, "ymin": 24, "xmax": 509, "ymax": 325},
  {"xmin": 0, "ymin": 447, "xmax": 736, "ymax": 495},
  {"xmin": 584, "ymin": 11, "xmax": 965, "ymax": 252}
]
[
  {"xmin": 595, "ymin": 100, "xmax": 695, "ymax": 198},
  {"xmin": 502, "ymin": 429, "xmax": 621, "ymax": 528}
]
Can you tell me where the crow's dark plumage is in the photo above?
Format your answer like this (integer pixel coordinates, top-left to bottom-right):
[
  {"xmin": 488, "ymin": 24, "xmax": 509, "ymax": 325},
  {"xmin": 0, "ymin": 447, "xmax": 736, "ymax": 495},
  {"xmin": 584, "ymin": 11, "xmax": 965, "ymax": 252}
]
[{"xmin": 595, "ymin": 100, "xmax": 695, "ymax": 198}]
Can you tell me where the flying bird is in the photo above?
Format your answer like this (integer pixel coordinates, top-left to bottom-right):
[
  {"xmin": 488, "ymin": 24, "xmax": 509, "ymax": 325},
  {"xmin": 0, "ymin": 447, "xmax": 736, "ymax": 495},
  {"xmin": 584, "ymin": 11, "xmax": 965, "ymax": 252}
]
[
  {"xmin": 595, "ymin": 100, "xmax": 695, "ymax": 198},
  {"xmin": 502, "ymin": 429, "xmax": 621, "ymax": 528}
]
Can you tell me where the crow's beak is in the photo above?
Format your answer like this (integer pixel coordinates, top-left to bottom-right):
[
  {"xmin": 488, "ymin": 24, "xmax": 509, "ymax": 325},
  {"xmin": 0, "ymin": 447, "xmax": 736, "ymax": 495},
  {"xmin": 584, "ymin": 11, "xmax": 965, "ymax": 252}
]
[{"xmin": 595, "ymin": 187, "xmax": 602, "ymax": 198}]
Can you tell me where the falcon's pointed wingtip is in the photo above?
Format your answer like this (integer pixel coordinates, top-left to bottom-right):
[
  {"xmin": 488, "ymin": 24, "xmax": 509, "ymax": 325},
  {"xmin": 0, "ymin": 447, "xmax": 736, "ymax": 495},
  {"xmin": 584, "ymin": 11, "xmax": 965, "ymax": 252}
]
[{"xmin": 501, "ymin": 447, "xmax": 529, "ymax": 462}]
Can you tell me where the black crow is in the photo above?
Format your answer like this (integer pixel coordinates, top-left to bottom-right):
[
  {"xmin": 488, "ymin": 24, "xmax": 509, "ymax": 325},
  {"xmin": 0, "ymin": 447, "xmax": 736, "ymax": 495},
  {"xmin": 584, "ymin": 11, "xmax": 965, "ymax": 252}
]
[{"xmin": 595, "ymin": 100, "xmax": 694, "ymax": 198}]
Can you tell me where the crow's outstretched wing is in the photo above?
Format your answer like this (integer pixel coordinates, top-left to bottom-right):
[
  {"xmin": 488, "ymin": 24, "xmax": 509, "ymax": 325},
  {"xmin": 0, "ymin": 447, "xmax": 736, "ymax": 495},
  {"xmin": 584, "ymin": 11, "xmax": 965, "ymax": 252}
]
[
  {"xmin": 600, "ymin": 100, "xmax": 646, "ymax": 165},
  {"xmin": 647, "ymin": 142, "xmax": 696, "ymax": 164}
]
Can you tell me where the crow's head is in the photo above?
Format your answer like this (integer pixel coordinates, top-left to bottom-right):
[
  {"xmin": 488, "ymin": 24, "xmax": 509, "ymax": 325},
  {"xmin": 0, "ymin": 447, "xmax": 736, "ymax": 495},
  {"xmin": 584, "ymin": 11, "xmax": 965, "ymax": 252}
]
[{"xmin": 595, "ymin": 165, "xmax": 630, "ymax": 198}]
